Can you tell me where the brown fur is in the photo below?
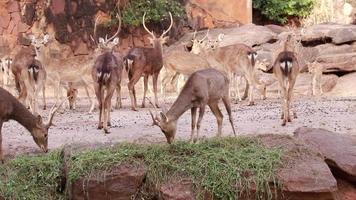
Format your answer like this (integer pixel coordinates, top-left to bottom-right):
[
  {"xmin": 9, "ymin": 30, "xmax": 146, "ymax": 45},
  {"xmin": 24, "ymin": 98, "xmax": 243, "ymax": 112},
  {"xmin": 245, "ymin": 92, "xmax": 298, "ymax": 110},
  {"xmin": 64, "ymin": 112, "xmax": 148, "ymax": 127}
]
[
  {"xmin": 125, "ymin": 12, "xmax": 173, "ymax": 111},
  {"xmin": 0, "ymin": 87, "xmax": 61, "ymax": 163},
  {"xmin": 92, "ymin": 52, "xmax": 123, "ymax": 134},
  {"xmin": 150, "ymin": 68, "xmax": 236, "ymax": 144},
  {"xmin": 273, "ymin": 35, "xmax": 300, "ymax": 126}
]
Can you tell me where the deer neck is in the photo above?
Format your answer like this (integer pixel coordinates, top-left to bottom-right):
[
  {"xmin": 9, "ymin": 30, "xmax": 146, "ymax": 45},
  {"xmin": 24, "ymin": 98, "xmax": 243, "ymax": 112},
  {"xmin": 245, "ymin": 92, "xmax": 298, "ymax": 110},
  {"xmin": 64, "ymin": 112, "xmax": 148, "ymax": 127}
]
[
  {"xmin": 10, "ymin": 101, "xmax": 38, "ymax": 133},
  {"xmin": 35, "ymin": 49, "xmax": 47, "ymax": 66},
  {"xmin": 166, "ymin": 93, "xmax": 192, "ymax": 121}
]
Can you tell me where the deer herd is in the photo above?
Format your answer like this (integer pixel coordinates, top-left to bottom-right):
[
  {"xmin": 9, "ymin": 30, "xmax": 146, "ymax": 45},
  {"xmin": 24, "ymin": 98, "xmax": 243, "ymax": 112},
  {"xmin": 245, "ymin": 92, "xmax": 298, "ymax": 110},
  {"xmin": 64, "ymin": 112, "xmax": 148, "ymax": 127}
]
[{"xmin": 0, "ymin": 12, "xmax": 309, "ymax": 163}]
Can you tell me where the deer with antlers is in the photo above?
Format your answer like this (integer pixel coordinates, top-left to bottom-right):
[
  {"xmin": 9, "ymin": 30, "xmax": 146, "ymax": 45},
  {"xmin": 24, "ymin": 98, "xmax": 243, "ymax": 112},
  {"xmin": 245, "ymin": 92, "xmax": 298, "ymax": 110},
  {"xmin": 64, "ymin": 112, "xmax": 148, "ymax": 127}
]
[
  {"xmin": 124, "ymin": 12, "xmax": 173, "ymax": 111},
  {"xmin": 149, "ymin": 68, "xmax": 236, "ymax": 144},
  {"xmin": 91, "ymin": 14, "xmax": 123, "ymax": 134},
  {"xmin": 273, "ymin": 34, "xmax": 299, "ymax": 126},
  {"xmin": 0, "ymin": 87, "xmax": 63, "ymax": 163}
]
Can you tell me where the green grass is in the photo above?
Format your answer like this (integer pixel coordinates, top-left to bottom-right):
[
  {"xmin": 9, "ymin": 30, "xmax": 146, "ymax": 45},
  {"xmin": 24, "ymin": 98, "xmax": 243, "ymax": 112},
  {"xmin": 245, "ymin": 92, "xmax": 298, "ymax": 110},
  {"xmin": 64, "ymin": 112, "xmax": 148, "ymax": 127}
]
[
  {"xmin": 68, "ymin": 137, "xmax": 283, "ymax": 199},
  {"xmin": 0, "ymin": 151, "xmax": 64, "ymax": 200},
  {"xmin": 0, "ymin": 137, "xmax": 283, "ymax": 200}
]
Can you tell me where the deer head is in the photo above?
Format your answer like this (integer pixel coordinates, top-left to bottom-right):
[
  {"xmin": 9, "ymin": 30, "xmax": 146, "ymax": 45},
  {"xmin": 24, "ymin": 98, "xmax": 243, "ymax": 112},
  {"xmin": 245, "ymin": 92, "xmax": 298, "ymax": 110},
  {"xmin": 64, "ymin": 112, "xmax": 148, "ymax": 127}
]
[
  {"xmin": 207, "ymin": 33, "xmax": 224, "ymax": 49},
  {"xmin": 191, "ymin": 30, "xmax": 209, "ymax": 54},
  {"xmin": 142, "ymin": 12, "xmax": 173, "ymax": 49},
  {"xmin": 147, "ymin": 98, "xmax": 176, "ymax": 144},
  {"xmin": 91, "ymin": 13, "xmax": 122, "ymax": 54},
  {"xmin": 31, "ymin": 100, "xmax": 64, "ymax": 152},
  {"xmin": 29, "ymin": 34, "xmax": 50, "ymax": 56}
]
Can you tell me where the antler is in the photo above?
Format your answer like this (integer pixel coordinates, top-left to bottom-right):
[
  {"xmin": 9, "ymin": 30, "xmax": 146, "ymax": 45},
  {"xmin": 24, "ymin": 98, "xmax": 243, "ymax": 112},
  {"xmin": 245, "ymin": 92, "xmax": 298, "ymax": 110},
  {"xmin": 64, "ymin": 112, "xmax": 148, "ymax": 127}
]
[
  {"xmin": 146, "ymin": 97, "xmax": 161, "ymax": 127},
  {"xmin": 105, "ymin": 12, "xmax": 122, "ymax": 43},
  {"xmin": 46, "ymin": 99, "xmax": 65, "ymax": 129},
  {"xmin": 199, "ymin": 29, "xmax": 210, "ymax": 42},
  {"xmin": 143, "ymin": 12, "xmax": 155, "ymax": 38},
  {"xmin": 160, "ymin": 12, "xmax": 173, "ymax": 38},
  {"xmin": 90, "ymin": 15, "xmax": 101, "ymax": 44}
]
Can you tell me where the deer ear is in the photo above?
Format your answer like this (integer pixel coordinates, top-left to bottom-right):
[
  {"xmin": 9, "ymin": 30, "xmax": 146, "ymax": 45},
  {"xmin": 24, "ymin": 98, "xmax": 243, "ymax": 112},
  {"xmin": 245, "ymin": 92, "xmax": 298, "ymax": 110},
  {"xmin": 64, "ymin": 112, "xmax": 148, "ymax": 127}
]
[
  {"xmin": 218, "ymin": 34, "xmax": 224, "ymax": 41},
  {"xmin": 29, "ymin": 35, "xmax": 36, "ymax": 42},
  {"xmin": 160, "ymin": 112, "xmax": 168, "ymax": 122},
  {"xmin": 43, "ymin": 34, "xmax": 50, "ymax": 44},
  {"xmin": 36, "ymin": 115, "xmax": 43, "ymax": 125},
  {"xmin": 112, "ymin": 38, "xmax": 119, "ymax": 45},
  {"xmin": 99, "ymin": 37, "xmax": 105, "ymax": 44}
]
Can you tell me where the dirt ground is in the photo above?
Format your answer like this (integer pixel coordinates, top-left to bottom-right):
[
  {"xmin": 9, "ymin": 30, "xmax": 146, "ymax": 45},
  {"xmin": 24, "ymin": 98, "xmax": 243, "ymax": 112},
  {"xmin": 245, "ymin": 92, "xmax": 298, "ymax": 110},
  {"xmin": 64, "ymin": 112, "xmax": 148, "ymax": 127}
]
[{"xmin": 2, "ymin": 87, "xmax": 356, "ymax": 158}]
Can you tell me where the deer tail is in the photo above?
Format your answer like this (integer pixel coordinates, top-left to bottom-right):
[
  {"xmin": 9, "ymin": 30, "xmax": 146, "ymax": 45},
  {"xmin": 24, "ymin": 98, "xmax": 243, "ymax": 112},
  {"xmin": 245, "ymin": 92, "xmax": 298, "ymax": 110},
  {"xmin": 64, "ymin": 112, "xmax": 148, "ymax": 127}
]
[{"xmin": 247, "ymin": 51, "xmax": 257, "ymax": 67}]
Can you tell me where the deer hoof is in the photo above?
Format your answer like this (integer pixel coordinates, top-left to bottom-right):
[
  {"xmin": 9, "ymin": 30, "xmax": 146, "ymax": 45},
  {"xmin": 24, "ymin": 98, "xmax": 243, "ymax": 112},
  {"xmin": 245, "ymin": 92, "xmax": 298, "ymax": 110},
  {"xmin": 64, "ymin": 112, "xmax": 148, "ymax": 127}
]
[
  {"xmin": 248, "ymin": 102, "xmax": 255, "ymax": 106},
  {"xmin": 43, "ymin": 106, "xmax": 47, "ymax": 110},
  {"xmin": 97, "ymin": 125, "xmax": 103, "ymax": 130},
  {"xmin": 104, "ymin": 129, "xmax": 110, "ymax": 134},
  {"xmin": 288, "ymin": 117, "xmax": 292, "ymax": 122},
  {"xmin": 281, "ymin": 121, "xmax": 287, "ymax": 126},
  {"xmin": 294, "ymin": 113, "xmax": 298, "ymax": 119},
  {"xmin": 107, "ymin": 122, "xmax": 111, "ymax": 127},
  {"xmin": 141, "ymin": 104, "xmax": 145, "ymax": 108},
  {"xmin": 131, "ymin": 107, "xmax": 138, "ymax": 111}
]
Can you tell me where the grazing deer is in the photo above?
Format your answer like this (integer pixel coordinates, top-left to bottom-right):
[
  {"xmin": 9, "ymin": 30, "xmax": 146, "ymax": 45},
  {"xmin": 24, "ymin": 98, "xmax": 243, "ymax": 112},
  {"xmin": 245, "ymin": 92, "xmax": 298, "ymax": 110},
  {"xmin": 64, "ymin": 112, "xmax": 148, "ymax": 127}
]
[
  {"xmin": 273, "ymin": 35, "xmax": 299, "ymax": 126},
  {"xmin": 18, "ymin": 59, "xmax": 47, "ymax": 114},
  {"xmin": 149, "ymin": 68, "xmax": 236, "ymax": 144},
  {"xmin": 308, "ymin": 61, "xmax": 323, "ymax": 96},
  {"xmin": 66, "ymin": 82, "xmax": 78, "ymax": 110},
  {"xmin": 92, "ymin": 52, "xmax": 123, "ymax": 134},
  {"xmin": 0, "ymin": 87, "xmax": 63, "ymax": 163},
  {"xmin": 190, "ymin": 32, "xmax": 262, "ymax": 105},
  {"xmin": 124, "ymin": 12, "xmax": 173, "ymax": 111}
]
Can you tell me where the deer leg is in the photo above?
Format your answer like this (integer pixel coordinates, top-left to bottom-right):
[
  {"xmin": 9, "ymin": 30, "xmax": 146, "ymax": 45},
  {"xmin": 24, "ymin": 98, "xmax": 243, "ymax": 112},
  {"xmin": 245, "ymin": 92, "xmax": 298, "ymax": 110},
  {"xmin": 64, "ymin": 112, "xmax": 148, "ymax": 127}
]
[
  {"xmin": 84, "ymin": 85, "xmax": 95, "ymax": 113},
  {"xmin": 235, "ymin": 75, "xmax": 243, "ymax": 103},
  {"xmin": 288, "ymin": 77, "xmax": 297, "ymax": 120},
  {"xmin": 103, "ymin": 90, "xmax": 114, "ymax": 134},
  {"xmin": 142, "ymin": 75, "xmax": 149, "ymax": 108},
  {"xmin": 42, "ymin": 85, "xmax": 47, "ymax": 110},
  {"xmin": 190, "ymin": 107, "xmax": 197, "ymax": 143},
  {"xmin": 0, "ymin": 121, "xmax": 3, "ymax": 163},
  {"xmin": 153, "ymin": 73, "xmax": 160, "ymax": 108},
  {"xmin": 94, "ymin": 84, "xmax": 103, "ymax": 129},
  {"xmin": 208, "ymin": 103, "xmax": 223, "ymax": 137},
  {"xmin": 128, "ymin": 72, "xmax": 142, "ymax": 111},
  {"xmin": 222, "ymin": 96, "xmax": 236, "ymax": 136},
  {"xmin": 242, "ymin": 76, "xmax": 249, "ymax": 100},
  {"xmin": 195, "ymin": 105, "xmax": 206, "ymax": 143},
  {"xmin": 115, "ymin": 83, "xmax": 122, "ymax": 109},
  {"xmin": 248, "ymin": 82, "xmax": 255, "ymax": 106}
]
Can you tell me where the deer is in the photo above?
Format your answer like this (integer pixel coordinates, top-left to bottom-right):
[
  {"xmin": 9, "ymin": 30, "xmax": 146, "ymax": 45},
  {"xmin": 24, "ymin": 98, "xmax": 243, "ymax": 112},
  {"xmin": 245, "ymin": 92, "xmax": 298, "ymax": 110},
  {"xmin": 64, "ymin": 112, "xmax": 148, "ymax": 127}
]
[
  {"xmin": 308, "ymin": 61, "xmax": 323, "ymax": 96},
  {"xmin": 273, "ymin": 34, "xmax": 300, "ymax": 126},
  {"xmin": 190, "ymin": 31, "xmax": 263, "ymax": 105},
  {"xmin": 0, "ymin": 87, "xmax": 63, "ymax": 163},
  {"xmin": 92, "ymin": 52, "xmax": 123, "ymax": 134},
  {"xmin": 18, "ymin": 59, "xmax": 47, "ymax": 114},
  {"xmin": 161, "ymin": 50, "xmax": 212, "ymax": 96},
  {"xmin": 149, "ymin": 68, "xmax": 236, "ymax": 144},
  {"xmin": 124, "ymin": 12, "xmax": 173, "ymax": 111},
  {"xmin": 1, "ymin": 57, "xmax": 14, "ymax": 92}
]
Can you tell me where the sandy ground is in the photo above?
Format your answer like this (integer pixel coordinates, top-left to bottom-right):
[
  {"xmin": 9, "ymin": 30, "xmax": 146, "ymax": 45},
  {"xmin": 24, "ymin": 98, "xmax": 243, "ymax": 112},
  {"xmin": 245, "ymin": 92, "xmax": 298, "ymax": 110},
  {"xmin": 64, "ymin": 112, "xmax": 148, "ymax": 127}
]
[{"xmin": 2, "ymin": 89, "xmax": 356, "ymax": 159}]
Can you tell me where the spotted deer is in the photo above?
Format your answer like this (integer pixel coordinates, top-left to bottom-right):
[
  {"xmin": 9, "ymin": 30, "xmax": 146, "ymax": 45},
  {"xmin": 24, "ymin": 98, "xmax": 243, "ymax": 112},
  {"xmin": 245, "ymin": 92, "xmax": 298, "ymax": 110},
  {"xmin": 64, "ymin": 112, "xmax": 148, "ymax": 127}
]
[
  {"xmin": 308, "ymin": 61, "xmax": 323, "ymax": 96},
  {"xmin": 1, "ymin": 57, "xmax": 14, "ymax": 91},
  {"xmin": 273, "ymin": 34, "xmax": 299, "ymax": 126},
  {"xmin": 124, "ymin": 12, "xmax": 173, "ymax": 111},
  {"xmin": 0, "ymin": 87, "xmax": 63, "ymax": 163},
  {"xmin": 149, "ymin": 68, "xmax": 236, "ymax": 144}
]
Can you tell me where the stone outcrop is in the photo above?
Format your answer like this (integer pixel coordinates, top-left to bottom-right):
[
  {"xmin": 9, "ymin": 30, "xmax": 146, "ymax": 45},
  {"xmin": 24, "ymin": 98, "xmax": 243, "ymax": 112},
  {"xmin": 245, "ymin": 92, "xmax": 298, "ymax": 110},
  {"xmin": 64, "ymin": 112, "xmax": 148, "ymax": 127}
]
[
  {"xmin": 328, "ymin": 72, "xmax": 356, "ymax": 97},
  {"xmin": 185, "ymin": 0, "xmax": 251, "ymax": 29},
  {"xmin": 302, "ymin": 24, "xmax": 356, "ymax": 44},
  {"xmin": 69, "ymin": 164, "xmax": 147, "ymax": 200},
  {"xmin": 295, "ymin": 127, "xmax": 356, "ymax": 183}
]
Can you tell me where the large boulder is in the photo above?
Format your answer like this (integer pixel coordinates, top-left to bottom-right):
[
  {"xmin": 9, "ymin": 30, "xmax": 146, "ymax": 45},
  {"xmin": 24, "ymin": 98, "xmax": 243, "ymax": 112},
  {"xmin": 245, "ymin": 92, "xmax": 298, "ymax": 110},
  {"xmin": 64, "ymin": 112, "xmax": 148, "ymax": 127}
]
[
  {"xmin": 69, "ymin": 164, "xmax": 147, "ymax": 200},
  {"xmin": 159, "ymin": 179, "xmax": 196, "ymax": 200},
  {"xmin": 316, "ymin": 52, "xmax": 356, "ymax": 72},
  {"xmin": 259, "ymin": 134, "xmax": 337, "ymax": 200},
  {"xmin": 294, "ymin": 127, "xmax": 356, "ymax": 182},
  {"xmin": 302, "ymin": 24, "xmax": 356, "ymax": 45},
  {"xmin": 328, "ymin": 72, "xmax": 356, "ymax": 97},
  {"xmin": 185, "ymin": 0, "xmax": 251, "ymax": 29}
]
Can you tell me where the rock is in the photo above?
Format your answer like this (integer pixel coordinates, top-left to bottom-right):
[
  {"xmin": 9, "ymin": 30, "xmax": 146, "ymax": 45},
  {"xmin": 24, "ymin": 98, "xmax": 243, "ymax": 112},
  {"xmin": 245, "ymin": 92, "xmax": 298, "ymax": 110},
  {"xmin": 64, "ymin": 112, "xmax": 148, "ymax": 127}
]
[
  {"xmin": 185, "ymin": 0, "xmax": 251, "ymax": 29},
  {"xmin": 70, "ymin": 164, "xmax": 147, "ymax": 200},
  {"xmin": 17, "ymin": 22, "xmax": 30, "ymax": 33},
  {"xmin": 328, "ymin": 72, "xmax": 356, "ymax": 97},
  {"xmin": 0, "ymin": 13, "xmax": 10, "ymax": 29},
  {"xmin": 334, "ymin": 179, "xmax": 356, "ymax": 200},
  {"xmin": 259, "ymin": 134, "xmax": 337, "ymax": 200},
  {"xmin": 316, "ymin": 53, "xmax": 356, "ymax": 72},
  {"xmin": 294, "ymin": 127, "xmax": 356, "ymax": 182},
  {"xmin": 302, "ymin": 24, "xmax": 356, "ymax": 45},
  {"xmin": 50, "ymin": 0, "xmax": 65, "ymax": 15},
  {"xmin": 321, "ymin": 74, "xmax": 338, "ymax": 93},
  {"xmin": 73, "ymin": 40, "xmax": 89, "ymax": 56},
  {"xmin": 159, "ymin": 179, "xmax": 195, "ymax": 200},
  {"xmin": 315, "ymin": 43, "xmax": 353, "ymax": 57},
  {"xmin": 265, "ymin": 24, "xmax": 288, "ymax": 34},
  {"xmin": 7, "ymin": 1, "xmax": 20, "ymax": 13}
]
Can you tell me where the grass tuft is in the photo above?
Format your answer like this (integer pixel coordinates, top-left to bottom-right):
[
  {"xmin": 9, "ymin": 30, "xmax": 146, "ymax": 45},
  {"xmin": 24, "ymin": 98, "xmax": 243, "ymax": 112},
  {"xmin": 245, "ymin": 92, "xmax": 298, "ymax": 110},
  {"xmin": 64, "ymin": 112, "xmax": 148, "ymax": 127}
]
[
  {"xmin": 0, "ymin": 151, "xmax": 64, "ymax": 200},
  {"xmin": 68, "ymin": 137, "xmax": 283, "ymax": 199}
]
